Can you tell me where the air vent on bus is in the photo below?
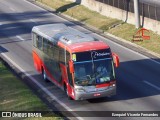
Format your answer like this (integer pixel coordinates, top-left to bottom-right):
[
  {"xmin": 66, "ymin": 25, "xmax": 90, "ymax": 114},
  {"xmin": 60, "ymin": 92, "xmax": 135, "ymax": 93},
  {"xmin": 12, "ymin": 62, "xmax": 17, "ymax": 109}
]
[{"xmin": 63, "ymin": 37, "xmax": 70, "ymax": 42}]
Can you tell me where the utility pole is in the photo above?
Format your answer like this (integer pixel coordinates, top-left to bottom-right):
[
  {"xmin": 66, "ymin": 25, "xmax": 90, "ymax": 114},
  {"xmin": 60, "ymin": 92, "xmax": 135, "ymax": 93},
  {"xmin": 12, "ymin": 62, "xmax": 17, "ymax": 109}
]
[{"xmin": 134, "ymin": 0, "xmax": 140, "ymax": 28}]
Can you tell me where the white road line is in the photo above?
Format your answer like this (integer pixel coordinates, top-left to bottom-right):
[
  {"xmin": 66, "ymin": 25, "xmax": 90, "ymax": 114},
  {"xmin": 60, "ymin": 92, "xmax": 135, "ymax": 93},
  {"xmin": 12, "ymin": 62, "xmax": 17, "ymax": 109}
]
[
  {"xmin": 30, "ymin": 19, "xmax": 37, "ymax": 23},
  {"xmin": 16, "ymin": 35, "xmax": 25, "ymax": 41},
  {"xmin": 1, "ymin": 53, "xmax": 83, "ymax": 120},
  {"xmin": 24, "ymin": 0, "xmax": 160, "ymax": 66},
  {"xmin": 9, "ymin": 7, "xmax": 15, "ymax": 11},
  {"xmin": 143, "ymin": 81, "xmax": 160, "ymax": 91}
]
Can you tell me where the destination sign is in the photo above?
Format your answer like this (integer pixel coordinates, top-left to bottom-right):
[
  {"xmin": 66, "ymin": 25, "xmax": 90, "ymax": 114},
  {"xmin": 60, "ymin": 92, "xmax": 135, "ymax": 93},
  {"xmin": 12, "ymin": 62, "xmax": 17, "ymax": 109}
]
[{"xmin": 73, "ymin": 49, "xmax": 111, "ymax": 62}]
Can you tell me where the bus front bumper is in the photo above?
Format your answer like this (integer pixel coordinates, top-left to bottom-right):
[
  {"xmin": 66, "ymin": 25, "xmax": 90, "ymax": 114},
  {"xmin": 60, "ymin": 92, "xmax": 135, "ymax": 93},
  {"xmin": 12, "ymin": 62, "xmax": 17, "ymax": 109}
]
[{"xmin": 74, "ymin": 86, "xmax": 116, "ymax": 100}]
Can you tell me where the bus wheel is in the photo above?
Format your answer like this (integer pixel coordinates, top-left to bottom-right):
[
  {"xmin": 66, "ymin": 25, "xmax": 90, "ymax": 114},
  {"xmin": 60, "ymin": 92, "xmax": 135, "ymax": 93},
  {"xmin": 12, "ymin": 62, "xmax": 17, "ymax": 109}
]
[
  {"xmin": 64, "ymin": 84, "xmax": 72, "ymax": 100},
  {"xmin": 42, "ymin": 68, "xmax": 49, "ymax": 82}
]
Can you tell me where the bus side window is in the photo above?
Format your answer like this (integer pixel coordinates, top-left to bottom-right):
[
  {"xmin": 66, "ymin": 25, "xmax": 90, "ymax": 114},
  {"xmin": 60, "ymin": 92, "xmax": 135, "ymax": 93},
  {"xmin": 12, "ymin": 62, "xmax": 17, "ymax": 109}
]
[
  {"xmin": 48, "ymin": 41, "xmax": 54, "ymax": 57},
  {"xmin": 59, "ymin": 48, "xmax": 65, "ymax": 63},
  {"xmin": 53, "ymin": 46, "xmax": 59, "ymax": 61},
  {"xmin": 37, "ymin": 36, "xmax": 43, "ymax": 51},
  {"xmin": 32, "ymin": 33, "xmax": 37, "ymax": 47},
  {"xmin": 43, "ymin": 38, "xmax": 48, "ymax": 53},
  {"xmin": 66, "ymin": 52, "xmax": 70, "ymax": 63}
]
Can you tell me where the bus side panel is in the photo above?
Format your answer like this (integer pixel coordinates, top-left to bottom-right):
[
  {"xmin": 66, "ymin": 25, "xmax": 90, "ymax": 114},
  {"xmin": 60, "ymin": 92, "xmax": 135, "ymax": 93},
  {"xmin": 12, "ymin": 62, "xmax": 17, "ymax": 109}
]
[
  {"xmin": 32, "ymin": 50, "xmax": 42, "ymax": 73},
  {"xmin": 33, "ymin": 50, "xmax": 63, "ymax": 87},
  {"xmin": 60, "ymin": 63, "xmax": 75, "ymax": 99},
  {"xmin": 60, "ymin": 63, "xmax": 67, "ymax": 85},
  {"xmin": 67, "ymin": 83, "xmax": 75, "ymax": 99},
  {"xmin": 42, "ymin": 59, "xmax": 63, "ymax": 87},
  {"xmin": 46, "ymin": 69, "xmax": 61, "ymax": 86}
]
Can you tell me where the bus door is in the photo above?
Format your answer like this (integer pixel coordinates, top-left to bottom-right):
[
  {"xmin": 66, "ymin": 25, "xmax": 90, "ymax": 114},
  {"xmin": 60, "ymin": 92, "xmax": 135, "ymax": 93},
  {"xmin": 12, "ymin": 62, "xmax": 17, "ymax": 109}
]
[
  {"xmin": 66, "ymin": 52, "xmax": 74, "ymax": 98},
  {"xmin": 67, "ymin": 66, "xmax": 74, "ymax": 98}
]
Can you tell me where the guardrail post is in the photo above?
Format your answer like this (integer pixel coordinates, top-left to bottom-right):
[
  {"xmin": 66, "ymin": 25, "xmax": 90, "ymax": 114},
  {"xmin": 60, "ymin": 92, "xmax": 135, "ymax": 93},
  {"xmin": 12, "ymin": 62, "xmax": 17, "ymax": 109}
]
[{"xmin": 134, "ymin": 0, "xmax": 140, "ymax": 28}]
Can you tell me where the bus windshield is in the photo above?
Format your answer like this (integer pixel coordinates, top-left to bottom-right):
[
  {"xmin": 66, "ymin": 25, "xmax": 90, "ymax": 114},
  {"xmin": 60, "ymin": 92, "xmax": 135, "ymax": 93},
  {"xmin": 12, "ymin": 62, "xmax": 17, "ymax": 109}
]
[
  {"xmin": 73, "ymin": 49, "xmax": 115, "ymax": 86},
  {"xmin": 72, "ymin": 48, "xmax": 115, "ymax": 86}
]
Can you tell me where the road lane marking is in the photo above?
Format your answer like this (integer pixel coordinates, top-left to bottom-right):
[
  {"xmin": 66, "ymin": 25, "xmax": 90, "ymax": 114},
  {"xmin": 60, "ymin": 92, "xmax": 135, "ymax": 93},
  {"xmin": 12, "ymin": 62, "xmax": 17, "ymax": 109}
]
[
  {"xmin": 16, "ymin": 35, "xmax": 25, "ymax": 41},
  {"xmin": 24, "ymin": 0, "xmax": 160, "ymax": 66},
  {"xmin": 9, "ymin": 7, "xmax": 15, "ymax": 11},
  {"xmin": 1, "ymin": 53, "xmax": 84, "ymax": 120},
  {"xmin": 29, "ymin": 19, "xmax": 37, "ymax": 23},
  {"xmin": 143, "ymin": 81, "xmax": 160, "ymax": 91}
]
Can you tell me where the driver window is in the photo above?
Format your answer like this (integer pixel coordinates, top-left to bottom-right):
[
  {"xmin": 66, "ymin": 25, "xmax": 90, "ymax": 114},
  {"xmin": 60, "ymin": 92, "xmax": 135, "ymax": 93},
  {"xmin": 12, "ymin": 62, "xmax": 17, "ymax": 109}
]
[{"xmin": 75, "ymin": 65, "xmax": 86, "ymax": 78}]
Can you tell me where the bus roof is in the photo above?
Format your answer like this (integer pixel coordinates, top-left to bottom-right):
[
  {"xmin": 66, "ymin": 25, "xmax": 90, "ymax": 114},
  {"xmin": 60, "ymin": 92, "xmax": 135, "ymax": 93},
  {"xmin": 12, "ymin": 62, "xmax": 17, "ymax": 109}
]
[
  {"xmin": 32, "ymin": 24, "xmax": 110, "ymax": 52},
  {"xmin": 32, "ymin": 24, "xmax": 97, "ymax": 45},
  {"xmin": 65, "ymin": 41, "xmax": 109, "ymax": 53}
]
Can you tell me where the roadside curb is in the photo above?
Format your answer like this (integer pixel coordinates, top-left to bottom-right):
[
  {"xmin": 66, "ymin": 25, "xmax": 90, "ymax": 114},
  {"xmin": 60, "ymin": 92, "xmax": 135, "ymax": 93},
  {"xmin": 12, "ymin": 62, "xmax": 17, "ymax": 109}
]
[{"xmin": 34, "ymin": 0, "xmax": 160, "ymax": 60}]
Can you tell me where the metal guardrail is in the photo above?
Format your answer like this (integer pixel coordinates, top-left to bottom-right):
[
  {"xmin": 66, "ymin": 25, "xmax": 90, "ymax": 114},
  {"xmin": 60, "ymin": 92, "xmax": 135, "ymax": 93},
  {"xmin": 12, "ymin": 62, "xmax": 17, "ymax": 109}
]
[{"xmin": 96, "ymin": 0, "xmax": 160, "ymax": 21}]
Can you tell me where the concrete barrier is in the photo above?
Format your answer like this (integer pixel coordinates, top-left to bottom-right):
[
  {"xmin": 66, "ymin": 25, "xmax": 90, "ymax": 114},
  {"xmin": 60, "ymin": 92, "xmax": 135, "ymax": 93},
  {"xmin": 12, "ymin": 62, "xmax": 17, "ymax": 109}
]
[{"xmin": 67, "ymin": 0, "xmax": 160, "ymax": 34}]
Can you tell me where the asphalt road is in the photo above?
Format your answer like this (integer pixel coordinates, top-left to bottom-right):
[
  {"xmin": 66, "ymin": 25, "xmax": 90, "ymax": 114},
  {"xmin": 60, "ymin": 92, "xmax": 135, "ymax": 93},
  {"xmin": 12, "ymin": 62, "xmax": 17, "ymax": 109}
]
[{"xmin": 0, "ymin": 0, "xmax": 160, "ymax": 120}]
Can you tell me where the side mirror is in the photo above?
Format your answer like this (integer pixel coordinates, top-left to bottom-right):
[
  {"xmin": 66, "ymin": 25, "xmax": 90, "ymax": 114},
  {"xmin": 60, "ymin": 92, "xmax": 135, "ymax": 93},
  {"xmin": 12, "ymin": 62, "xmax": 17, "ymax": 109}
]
[
  {"xmin": 112, "ymin": 53, "xmax": 119, "ymax": 68},
  {"xmin": 69, "ymin": 60, "xmax": 74, "ymax": 73}
]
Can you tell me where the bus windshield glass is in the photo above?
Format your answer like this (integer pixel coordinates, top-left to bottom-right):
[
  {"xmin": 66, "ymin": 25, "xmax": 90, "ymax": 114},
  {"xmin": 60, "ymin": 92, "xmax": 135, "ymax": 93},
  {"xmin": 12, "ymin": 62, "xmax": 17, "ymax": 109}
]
[{"xmin": 73, "ymin": 49, "xmax": 115, "ymax": 86}]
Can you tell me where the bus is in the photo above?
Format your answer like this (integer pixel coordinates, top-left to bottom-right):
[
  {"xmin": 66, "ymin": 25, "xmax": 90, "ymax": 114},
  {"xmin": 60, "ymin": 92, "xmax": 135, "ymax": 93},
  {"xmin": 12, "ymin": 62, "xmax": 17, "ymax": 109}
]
[{"xmin": 32, "ymin": 24, "xmax": 119, "ymax": 100}]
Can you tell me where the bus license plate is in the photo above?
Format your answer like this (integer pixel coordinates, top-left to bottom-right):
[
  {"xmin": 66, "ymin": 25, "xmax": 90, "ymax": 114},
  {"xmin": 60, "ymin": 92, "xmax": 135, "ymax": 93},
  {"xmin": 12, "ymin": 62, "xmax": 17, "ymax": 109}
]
[{"xmin": 94, "ymin": 93, "xmax": 101, "ymax": 97}]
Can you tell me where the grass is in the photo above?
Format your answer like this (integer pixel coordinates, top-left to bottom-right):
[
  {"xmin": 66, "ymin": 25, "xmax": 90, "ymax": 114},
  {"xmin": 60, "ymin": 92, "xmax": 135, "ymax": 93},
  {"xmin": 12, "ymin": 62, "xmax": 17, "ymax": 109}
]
[
  {"xmin": 36, "ymin": 0, "xmax": 71, "ymax": 10},
  {"xmin": 0, "ymin": 60, "xmax": 61, "ymax": 119},
  {"xmin": 36, "ymin": 0, "xmax": 160, "ymax": 55},
  {"xmin": 65, "ymin": 5, "xmax": 122, "ymax": 30},
  {"xmin": 108, "ymin": 23, "xmax": 160, "ymax": 54}
]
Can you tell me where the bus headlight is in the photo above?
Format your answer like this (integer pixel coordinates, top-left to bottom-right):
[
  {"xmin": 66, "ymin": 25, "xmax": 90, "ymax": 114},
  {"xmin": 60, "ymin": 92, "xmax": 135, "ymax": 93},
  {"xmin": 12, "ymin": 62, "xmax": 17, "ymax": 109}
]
[{"xmin": 75, "ymin": 88, "xmax": 85, "ymax": 92}]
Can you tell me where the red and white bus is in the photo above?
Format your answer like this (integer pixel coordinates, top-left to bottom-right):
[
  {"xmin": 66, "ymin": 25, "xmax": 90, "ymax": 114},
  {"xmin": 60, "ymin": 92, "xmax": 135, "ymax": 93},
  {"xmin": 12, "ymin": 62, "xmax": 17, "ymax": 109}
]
[{"xmin": 32, "ymin": 24, "xmax": 119, "ymax": 100}]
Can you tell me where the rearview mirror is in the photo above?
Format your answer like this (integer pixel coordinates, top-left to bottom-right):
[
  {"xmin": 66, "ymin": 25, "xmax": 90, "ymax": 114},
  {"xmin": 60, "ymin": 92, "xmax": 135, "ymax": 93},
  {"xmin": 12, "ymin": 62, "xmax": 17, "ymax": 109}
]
[
  {"xmin": 112, "ymin": 53, "xmax": 119, "ymax": 68},
  {"xmin": 69, "ymin": 60, "xmax": 74, "ymax": 73}
]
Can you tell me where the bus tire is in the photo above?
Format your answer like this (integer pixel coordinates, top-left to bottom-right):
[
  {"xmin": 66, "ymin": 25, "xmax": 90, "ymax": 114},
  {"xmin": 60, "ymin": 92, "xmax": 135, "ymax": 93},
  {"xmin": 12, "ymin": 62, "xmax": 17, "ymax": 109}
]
[
  {"xmin": 64, "ymin": 84, "xmax": 72, "ymax": 100},
  {"xmin": 42, "ymin": 68, "xmax": 49, "ymax": 82}
]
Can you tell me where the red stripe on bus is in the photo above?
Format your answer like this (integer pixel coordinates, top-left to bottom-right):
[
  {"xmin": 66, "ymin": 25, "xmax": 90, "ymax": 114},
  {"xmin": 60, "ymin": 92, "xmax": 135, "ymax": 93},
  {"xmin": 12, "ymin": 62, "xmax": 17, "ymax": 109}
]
[{"xmin": 96, "ymin": 83, "xmax": 110, "ymax": 88}]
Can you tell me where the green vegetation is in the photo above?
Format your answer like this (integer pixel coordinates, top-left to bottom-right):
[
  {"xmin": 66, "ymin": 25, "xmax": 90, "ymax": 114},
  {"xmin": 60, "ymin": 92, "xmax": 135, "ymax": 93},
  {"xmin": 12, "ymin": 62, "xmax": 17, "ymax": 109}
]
[
  {"xmin": 37, "ymin": 0, "xmax": 160, "ymax": 54},
  {"xmin": 65, "ymin": 5, "xmax": 121, "ymax": 30},
  {"xmin": 0, "ymin": 60, "xmax": 61, "ymax": 119},
  {"xmin": 108, "ymin": 23, "xmax": 160, "ymax": 54},
  {"xmin": 36, "ymin": 0, "xmax": 71, "ymax": 10}
]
